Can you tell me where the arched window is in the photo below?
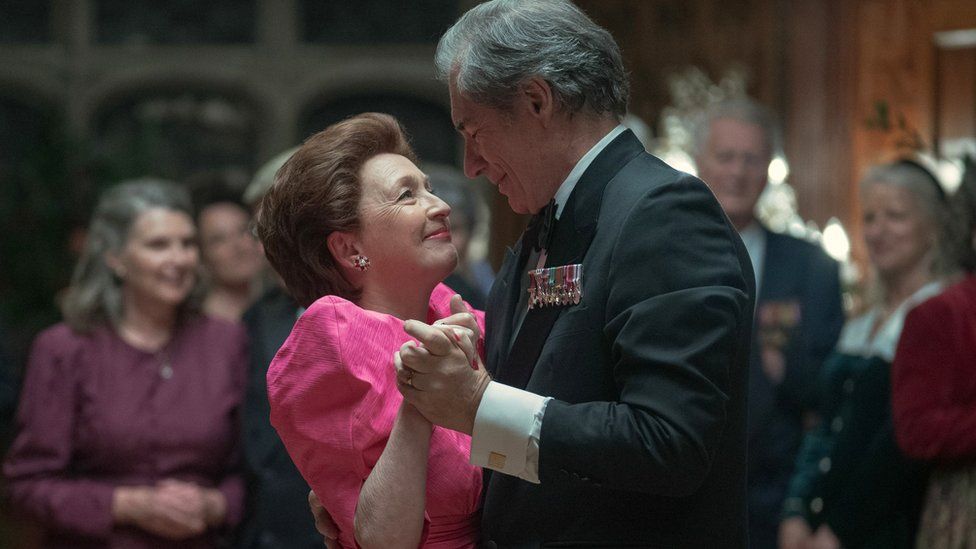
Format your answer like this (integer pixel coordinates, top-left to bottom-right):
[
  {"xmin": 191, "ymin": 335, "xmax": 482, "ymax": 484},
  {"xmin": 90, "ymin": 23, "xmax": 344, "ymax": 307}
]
[
  {"xmin": 301, "ymin": 93, "xmax": 458, "ymax": 166},
  {"xmin": 0, "ymin": 1, "xmax": 50, "ymax": 43},
  {"xmin": 93, "ymin": 88, "xmax": 261, "ymax": 181},
  {"xmin": 95, "ymin": 0, "xmax": 255, "ymax": 44},
  {"xmin": 300, "ymin": 0, "xmax": 460, "ymax": 44}
]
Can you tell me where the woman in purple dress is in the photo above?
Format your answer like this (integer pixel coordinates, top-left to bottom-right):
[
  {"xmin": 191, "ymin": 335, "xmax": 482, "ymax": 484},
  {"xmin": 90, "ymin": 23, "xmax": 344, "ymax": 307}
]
[{"xmin": 4, "ymin": 180, "xmax": 246, "ymax": 548}]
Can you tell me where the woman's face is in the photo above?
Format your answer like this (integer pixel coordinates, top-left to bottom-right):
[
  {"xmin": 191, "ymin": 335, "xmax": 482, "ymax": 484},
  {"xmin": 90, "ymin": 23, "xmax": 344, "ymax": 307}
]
[
  {"xmin": 110, "ymin": 207, "xmax": 199, "ymax": 311},
  {"xmin": 355, "ymin": 153, "xmax": 457, "ymax": 286},
  {"xmin": 198, "ymin": 202, "xmax": 264, "ymax": 288},
  {"xmin": 861, "ymin": 181, "xmax": 935, "ymax": 280}
]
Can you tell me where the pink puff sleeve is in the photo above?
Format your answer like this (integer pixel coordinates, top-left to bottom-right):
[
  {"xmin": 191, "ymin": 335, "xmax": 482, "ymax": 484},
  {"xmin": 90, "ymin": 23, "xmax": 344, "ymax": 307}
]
[{"xmin": 267, "ymin": 296, "xmax": 406, "ymax": 548}]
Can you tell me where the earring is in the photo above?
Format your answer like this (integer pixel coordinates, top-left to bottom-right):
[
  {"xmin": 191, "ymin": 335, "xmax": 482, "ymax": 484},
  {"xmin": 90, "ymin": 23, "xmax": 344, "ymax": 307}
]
[{"xmin": 353, "ymin": 255, "xmax": 370, "ymax": 272}]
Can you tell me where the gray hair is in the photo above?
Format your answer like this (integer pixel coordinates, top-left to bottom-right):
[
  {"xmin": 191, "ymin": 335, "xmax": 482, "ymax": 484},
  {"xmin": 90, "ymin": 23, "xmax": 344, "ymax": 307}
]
[
  {"xmin": 61, "ymin": 178, "xmax": 198, "ymax": 332},
  {"xmin": 435, "ymin": 0, "xmax": 629, "ymax": 117},
  {"xmin": 693, "ymin": 98, "xmax": 781, "ymax": 160},
  {"xmin": 859, "ymin": 160, "xmax": 956, "ymax": 279}
]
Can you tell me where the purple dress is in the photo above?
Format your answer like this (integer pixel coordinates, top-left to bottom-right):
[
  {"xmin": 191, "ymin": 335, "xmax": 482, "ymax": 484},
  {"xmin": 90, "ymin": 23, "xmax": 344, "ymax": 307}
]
[{"xmin": 4, "ymin": 316, "xmax": 247, "ymax": 548}]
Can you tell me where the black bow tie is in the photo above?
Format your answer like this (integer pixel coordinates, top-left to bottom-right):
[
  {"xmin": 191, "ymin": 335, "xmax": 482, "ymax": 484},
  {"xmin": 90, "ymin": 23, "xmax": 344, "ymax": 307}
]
[{"xmin": 524, "ymin": 199, "xmax": 557, "ymax": 253}]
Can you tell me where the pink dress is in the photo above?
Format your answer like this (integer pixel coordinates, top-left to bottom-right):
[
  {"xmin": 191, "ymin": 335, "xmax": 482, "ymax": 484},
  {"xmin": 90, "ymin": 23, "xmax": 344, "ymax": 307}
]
[{"xmin": 267, "ymin": 284, "xmax": 483, "ymax": 549}]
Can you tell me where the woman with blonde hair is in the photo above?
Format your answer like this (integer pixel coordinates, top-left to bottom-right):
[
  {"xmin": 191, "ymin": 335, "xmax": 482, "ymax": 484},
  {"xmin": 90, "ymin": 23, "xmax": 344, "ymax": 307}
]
[
  {"xmin": 892, "ymin": 156, "xmax": 976, "ymax": 549},
  {"xmin": 779, "ymin": 159, "xmax": 954, "ymax": 549}
]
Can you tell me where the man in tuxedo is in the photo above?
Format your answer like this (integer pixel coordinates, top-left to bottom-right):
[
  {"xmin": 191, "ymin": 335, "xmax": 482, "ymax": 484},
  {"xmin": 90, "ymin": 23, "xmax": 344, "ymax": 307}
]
[
  {"xmin": 396, "ymin": 1, "xmax": 756, "ymax": 546},
  {"xmin": 693, "ymin": 99, "xmax": 844, "ymax": 549}
]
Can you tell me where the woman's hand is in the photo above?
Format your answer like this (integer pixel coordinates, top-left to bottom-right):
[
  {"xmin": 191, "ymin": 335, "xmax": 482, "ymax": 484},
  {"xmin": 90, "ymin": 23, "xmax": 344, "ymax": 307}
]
[
  {"xmin": 112, "ymin": 485, "xmax": 206, "ymax": 540},
  {"xmin": 433, "ymin": 294, "xmax": 481, "ymax": 340},
  {"xmin": 155, "ymin": 479, "xmax": 227, "ymax": 528},
  {"xmin": 429, "ymin": 294, "xmax": 484, "ymax": 371},
  {"xmin": 113, "ymin": 480, "xmax": 226, "ymax": 540},
  {"xmin": 778, "ymin": 516, "xmax": 812, "ymax": 549},
  {"xmin": 810, "ymin": 524, "xmax": 841, "ymax": 549},
  {"xmin": 308, "ymin": 490, "xmax": 339, "ymax": 547}
]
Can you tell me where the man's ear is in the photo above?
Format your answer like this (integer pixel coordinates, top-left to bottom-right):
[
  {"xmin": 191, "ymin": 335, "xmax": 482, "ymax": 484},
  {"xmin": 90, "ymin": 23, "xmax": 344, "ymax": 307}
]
[
  {"xmin": 521, "ymin": 77, "xmax": 555, "ymax": 125},
  {"xmin": 327, "ymin": 231, "xmax": 361, "ymax": 274}
]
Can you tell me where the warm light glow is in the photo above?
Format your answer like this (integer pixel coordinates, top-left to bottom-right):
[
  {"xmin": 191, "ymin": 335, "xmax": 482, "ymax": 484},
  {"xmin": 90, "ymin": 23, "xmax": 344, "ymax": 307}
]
[
  {"xmin": 937, "ymin": 160, "xmax": 963, "ymax": 194},
  {"xmin": 662, "ymin": 150, "xmax": 698, "ymax": 177},
  {"xmin": 822, "ymin": 218, "xmax": 850, "ymax": 262},
  {"xmin": 768, "ymin": 156, "xmax": 789, "ymax": 185}
]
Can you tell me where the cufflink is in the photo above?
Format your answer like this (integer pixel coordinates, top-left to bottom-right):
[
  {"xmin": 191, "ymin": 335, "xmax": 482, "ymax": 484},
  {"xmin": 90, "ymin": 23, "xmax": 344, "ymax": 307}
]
[{"xmin": 488, "ymin": 451, "xmax": 507, "ymax": 469}]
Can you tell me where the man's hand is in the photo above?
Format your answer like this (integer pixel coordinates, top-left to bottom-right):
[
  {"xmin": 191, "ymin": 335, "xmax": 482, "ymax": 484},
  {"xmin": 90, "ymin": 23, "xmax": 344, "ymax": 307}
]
[
  {"xmin": 396, "ymin": 301, "xmax": 490, "ymax": 434},
  {"xmin": 308, "ymin": 490, "xmax": 338, "ymax": 547}
]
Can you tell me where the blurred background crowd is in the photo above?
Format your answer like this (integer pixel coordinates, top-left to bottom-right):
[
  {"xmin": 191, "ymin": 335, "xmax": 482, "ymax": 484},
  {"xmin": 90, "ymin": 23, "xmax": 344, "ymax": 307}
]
[{"xmin": 0, "ymin": 1, "xmax": 975, "ymax": 548}]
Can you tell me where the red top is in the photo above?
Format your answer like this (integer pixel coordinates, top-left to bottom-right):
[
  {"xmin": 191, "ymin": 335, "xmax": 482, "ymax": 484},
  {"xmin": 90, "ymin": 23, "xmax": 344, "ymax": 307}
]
[
  {"xmin": 268, "ymin": 283, "xmax": 484, "ymax": 549},
  {"xmin": 4, "ymin": 316, "xmax": 247, "ymax": 548},
  {"xmin": 892, "ymin": 274, "xmax": 976, "ymax": 463}
]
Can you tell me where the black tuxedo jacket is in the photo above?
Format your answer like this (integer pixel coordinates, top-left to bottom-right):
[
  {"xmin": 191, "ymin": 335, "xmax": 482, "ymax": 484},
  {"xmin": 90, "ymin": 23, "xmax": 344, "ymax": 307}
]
[
  {"xmin": 239, "ymin": 287, "xmax": 322, "ymax": 548},
  {"xmin": 481, "ymin": 130, "xmax": 755, "ymax": 548}
]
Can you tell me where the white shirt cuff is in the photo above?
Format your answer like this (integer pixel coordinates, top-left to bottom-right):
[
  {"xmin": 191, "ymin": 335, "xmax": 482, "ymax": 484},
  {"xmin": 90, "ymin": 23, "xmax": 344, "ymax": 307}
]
[{"xmin": 470, "ymin": 381, "xmax": 549, "ymax": 483}]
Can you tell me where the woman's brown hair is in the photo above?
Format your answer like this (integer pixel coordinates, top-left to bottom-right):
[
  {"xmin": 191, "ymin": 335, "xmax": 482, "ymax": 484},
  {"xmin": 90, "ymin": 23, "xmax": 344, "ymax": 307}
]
[{"xmin": 255, "ymin": 112, "xmax": 416, "ymax": 307}]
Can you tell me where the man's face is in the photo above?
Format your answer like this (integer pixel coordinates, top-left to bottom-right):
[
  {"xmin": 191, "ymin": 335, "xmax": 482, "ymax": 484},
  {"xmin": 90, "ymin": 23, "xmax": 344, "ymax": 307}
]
[
  {"xmin": 448, "ymin": 82, "xmax": 554, "ymax": 215},
  {"xmin": 696, "ymin": 117, "xmax": 771, "ymax": 230}
]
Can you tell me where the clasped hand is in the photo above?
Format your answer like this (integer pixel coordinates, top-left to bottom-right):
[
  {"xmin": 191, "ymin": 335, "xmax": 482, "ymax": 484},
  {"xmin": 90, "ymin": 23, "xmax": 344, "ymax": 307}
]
[
  {"xmin": 394, "ymin": 295, "xmax": 491, "ymax": 435},
  {"xmin": 115, "ymin": 479, "xmax": 224, "ymax": 540}
]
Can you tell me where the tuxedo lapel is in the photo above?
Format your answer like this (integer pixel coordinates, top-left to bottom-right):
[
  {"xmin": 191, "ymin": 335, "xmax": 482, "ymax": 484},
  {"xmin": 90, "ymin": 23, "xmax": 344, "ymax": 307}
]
[
  {"xmin": 485, "ymin": 246, "xmax": 521, "ymax": 377},
  {"xmin": 759, "ymin": 228, "xmax": 785, "ymax": 302},
  {"xmin": 493, "ymin": 130, "xmax": 645, "ymax": 389}
]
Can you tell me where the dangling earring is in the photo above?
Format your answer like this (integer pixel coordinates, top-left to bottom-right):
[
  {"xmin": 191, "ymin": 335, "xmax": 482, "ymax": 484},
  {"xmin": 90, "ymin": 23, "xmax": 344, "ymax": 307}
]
[{"xmin": 353, "ymin": 255, "xmax": 370, "ymax": 272}]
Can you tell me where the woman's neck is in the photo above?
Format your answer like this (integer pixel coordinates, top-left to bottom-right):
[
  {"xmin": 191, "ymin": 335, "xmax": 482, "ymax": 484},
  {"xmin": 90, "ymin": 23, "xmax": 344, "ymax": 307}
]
[
  {"xmin": 117, "ymin": 299, "xmax": 178, "ymax": 352},
  {"xmin": 204, "ymin": 282, "xmax": 254, "ymax": 321},
  {"xmin": 880, "ymin": 262, "xmax": 935, "ymax": 314},
  {"xmin": 358, "ymin": 282, "xmax": 435, "ymax": 322}
]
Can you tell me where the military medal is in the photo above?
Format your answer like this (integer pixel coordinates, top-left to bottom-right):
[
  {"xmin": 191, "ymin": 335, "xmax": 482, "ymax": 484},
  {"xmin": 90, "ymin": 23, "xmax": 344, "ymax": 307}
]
[{"xmin": 527, "ymin": 263, "xmax": 583, "ymax": 309}]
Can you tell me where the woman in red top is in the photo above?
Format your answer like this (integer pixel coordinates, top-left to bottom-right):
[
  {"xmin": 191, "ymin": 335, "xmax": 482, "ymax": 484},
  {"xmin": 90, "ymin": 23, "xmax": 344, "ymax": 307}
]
[
  {"xmin": 893, "ymin": 158, "xmax": 976, "ymax": 548},
  {"xmin": 255, "ymin": 113, "xmax": 486, "ymax": 548},
  {"xmin": 4, "ymin": 180, "xmax": 246, "ymax": 547}
]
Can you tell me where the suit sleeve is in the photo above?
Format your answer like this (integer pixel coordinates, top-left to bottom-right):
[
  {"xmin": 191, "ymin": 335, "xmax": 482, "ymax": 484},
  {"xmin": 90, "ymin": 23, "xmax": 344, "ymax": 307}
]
[
  {"xmin": 539, "ymin": 178, "xmax": 752, "ymax": 496},
  {"xmin": 778, "ymin": 248, "xmax": 844, "ymax": 412},
  {"xmin": 892, "ymin": 300, "xmax": 976, "ymax": 461},
  {"xmin": 2, "ymin": 329, "xmax": 116, "ymax": 539}
]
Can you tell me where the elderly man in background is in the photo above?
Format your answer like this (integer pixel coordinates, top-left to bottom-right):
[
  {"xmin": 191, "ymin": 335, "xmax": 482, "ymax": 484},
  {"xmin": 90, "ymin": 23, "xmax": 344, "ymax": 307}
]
[
  {"xmin": 392, "ymin": 0, "xmax": 756, "ymax": 547},
  {"xmin": 694, "ymin": 99, "xmax": 844, "ymax": 549}
]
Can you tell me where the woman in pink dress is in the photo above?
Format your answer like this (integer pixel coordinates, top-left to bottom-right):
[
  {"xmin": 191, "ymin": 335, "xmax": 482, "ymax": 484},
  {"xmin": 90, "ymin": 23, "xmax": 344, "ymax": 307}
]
[{"xmin": 254, "ymin": 113, "xmax": 486, "ymax": 548}]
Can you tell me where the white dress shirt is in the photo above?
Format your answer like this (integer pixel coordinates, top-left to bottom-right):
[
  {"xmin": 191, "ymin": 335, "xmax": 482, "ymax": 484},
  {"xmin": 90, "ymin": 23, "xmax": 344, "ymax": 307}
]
[
  {"xmin": 835, "ymin": 281, "xmax": 942, "ymax": 361},
  {"xmin": 470, "ymin": 125, "xmax": 627, "ymax": 482},
  {"xmin": 738, "ymin": 222, "xmax": 766, "ymax": 295}
]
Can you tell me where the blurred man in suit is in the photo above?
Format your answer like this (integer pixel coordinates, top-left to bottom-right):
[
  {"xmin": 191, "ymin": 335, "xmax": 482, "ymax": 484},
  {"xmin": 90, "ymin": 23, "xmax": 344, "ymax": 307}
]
[{"xmin": 694, "ymin": 99, "xmax": 844, "ymax": 549}]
